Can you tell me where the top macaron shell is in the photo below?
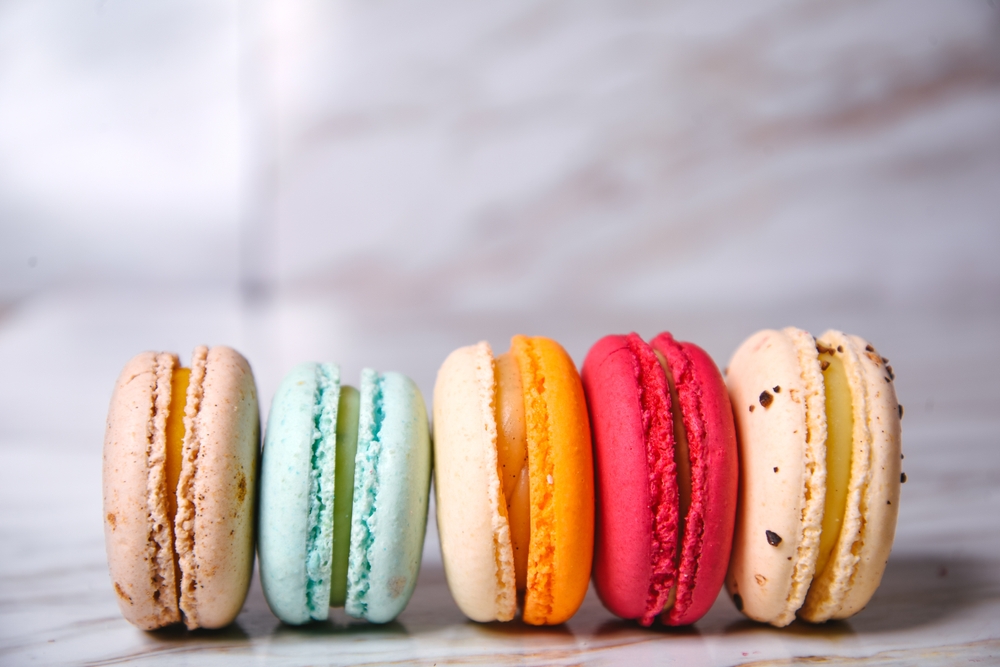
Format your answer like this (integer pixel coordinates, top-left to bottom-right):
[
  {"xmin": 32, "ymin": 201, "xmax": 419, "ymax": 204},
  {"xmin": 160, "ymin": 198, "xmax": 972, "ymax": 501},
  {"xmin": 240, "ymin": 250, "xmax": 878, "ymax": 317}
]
[
  {"xmin": 651, "ymin": 333, "xmax": 738, "ymax": 626},
  {"xmin": 103, "ymin": 346, "xmax": 260, "ymax": 630},
  {"xmin": 830, "ymin": 333, "xmax": 900, "ymax": 618},
  {"xmin": 347, "ymin": 369, "xmax": 432, "ymax": 623},
  {"xmin": 259, "ymin": 362, "xmax": 340, "ymax": 624}
]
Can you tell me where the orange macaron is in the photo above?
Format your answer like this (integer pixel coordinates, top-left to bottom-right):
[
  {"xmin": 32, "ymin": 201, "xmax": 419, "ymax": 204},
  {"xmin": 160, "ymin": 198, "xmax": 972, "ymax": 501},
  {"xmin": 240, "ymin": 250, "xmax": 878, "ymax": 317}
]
[{"xmin": 433, "ymin": 335, "xmax": 593, "ymax": 624}]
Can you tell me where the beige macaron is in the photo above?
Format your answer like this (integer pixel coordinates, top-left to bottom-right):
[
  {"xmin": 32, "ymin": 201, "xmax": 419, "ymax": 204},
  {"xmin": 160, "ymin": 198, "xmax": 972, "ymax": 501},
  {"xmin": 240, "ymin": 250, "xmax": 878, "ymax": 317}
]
[
  {"xmin": 725, "ymin": 328, "xmax": 901, "ymax": 627},
  {"xmin": 103, "ymin": 346, "xmax": 260, "ymax": 630}
]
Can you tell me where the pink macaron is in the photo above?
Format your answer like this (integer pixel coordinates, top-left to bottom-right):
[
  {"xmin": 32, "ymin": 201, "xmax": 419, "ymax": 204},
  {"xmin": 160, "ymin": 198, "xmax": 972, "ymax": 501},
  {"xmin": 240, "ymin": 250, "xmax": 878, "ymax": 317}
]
[{"xmin": 582, "ymin": 332, "xmax": 738, "ymax": 626}]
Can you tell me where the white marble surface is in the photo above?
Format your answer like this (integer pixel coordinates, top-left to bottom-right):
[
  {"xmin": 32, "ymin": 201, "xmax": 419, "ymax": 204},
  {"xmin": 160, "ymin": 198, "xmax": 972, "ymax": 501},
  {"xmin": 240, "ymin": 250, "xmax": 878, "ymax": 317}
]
[{"xmin": 2, "ymin": 1, "xmax": 1000, "ymax": 665}]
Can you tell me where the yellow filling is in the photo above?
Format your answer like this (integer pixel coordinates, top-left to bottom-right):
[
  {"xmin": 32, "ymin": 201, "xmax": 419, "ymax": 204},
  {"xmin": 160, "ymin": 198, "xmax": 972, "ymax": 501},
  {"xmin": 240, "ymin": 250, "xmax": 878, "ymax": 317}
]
[
  {"xmin": 494, "ymin": 351, "xmax": 530, "ymax": 592},
  {"xmin": 814, "ymin": 351, "xmax": 853, "ymax": 579},
  {"xmin": 164, "ymin": 367, "xmax": 190, "ymax": 525}
]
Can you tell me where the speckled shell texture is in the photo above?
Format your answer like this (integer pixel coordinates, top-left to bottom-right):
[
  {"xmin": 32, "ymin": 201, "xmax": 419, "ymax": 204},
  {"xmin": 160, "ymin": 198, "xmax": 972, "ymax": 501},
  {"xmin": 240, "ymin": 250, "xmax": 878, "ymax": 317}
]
[
  {"xmin": 725, "ymin": 329, "xmax": 827, "ymax": 627},
  {"xmin": 103, "ymin": 351, "xmax": 181, "ymax": 630},
  {"xmin": 102, "ymin": 346, "xmax": 260, "ymax": 630}
]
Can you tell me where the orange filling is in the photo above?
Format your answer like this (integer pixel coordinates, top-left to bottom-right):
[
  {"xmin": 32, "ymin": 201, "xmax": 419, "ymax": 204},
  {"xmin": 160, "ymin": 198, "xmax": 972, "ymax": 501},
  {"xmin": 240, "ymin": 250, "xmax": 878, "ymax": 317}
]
[
  {"xmin": 164, "ymin": 367, "xmax": 190, "ymax": 524},
  {"xmin": 494, "ymin": 352, "xmax": 530, "ymax": 592}
]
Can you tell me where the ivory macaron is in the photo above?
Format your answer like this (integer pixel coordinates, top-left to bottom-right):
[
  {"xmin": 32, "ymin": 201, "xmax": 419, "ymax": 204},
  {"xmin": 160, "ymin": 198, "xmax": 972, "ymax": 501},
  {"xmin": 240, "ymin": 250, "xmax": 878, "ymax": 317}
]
[
  {"xmin": 103, "ymin": 346, "xmax": 260, "ymax": 630},
  {"xmin": 725, "ymin": 328, "xmax": 902, "ymax": 626},
  {"xmin": 433, "ymin": 335, "xmax": 594, "ymax": 625}
]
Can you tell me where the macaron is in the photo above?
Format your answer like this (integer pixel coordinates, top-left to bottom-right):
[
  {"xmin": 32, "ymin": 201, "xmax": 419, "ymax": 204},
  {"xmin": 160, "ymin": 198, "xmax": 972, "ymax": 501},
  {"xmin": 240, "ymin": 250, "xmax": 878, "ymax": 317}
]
[
  {"xmin": 725, "ymin": 328, "xmax": 902, "ymax": 626},
  {"xmin": 433, "ymin": 335, "xmax": 594, "ymax": 625},
  {"xmin": 582, "ymin": 332, "xmax": 738, "ymax": 626},
  {"xmin": 258, "ymin": 363, "xmax": 431, "ymax": 624},
  {"xmin": 103, "ymin": 346, "xmax": 260, "ymax": 630}
]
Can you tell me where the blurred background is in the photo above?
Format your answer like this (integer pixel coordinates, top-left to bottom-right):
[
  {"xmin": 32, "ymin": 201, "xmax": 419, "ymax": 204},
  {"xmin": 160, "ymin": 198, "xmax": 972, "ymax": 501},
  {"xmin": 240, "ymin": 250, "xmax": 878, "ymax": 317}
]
[{"xmin": 1, "ymin": 1, "xmax": 999, "ymax": 658}]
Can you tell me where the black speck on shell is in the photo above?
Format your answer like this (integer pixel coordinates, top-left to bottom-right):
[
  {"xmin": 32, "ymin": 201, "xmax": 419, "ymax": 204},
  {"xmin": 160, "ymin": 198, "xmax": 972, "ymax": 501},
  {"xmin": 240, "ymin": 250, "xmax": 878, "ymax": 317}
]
[
  {"xmin": 733, "ymin": 593, "xmax": 743, "ymax": 611},
  {"xmin": 773, "ymin": 385, "xmax": 781, "ymax": 393},
  {"xmin": 901, "ymin": 472, "xmax": 907, "ymax": 483},
  {"xmin": 837, "ymin": 345, "xmax": 843, "ymax": 353},
  {"xmin": 766, "ymin": 530, "xmax": 782, "ymax": 546},
  {"xmin": 759, "ymin": 391, "xmax": 773, "ymax": 408},
  {"xmin": 898, "ymin": 404, "xmax": 904, "ymax": 419},
  {"xmin": 821, "ymin": 360, "xmax": 830, "ymax": 371},
  {"xmin": 773, "ymin": 466, "xmax": 779, "ymax": 473},
  {"xmin": 749, "ymin": 405, "xmax": 755, "ymax": 412},
  {"xmin": 866, "ymin": 344, "xmax": 875, "ymax": 352}
]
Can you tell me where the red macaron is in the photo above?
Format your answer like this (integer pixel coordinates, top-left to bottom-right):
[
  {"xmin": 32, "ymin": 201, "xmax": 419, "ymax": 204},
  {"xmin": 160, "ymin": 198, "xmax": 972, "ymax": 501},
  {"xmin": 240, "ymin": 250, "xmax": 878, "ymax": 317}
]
[{"xmin": 582, "ymin": 332, "xmax": 738, "ymax": 626}]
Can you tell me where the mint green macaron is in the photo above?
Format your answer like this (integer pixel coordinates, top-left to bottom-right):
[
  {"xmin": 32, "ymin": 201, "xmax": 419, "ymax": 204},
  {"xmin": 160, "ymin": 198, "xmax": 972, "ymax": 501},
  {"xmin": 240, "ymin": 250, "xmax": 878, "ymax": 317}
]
[{"xmin": 258, "ymin": 363, "xmax": 431, "ymax": 624}]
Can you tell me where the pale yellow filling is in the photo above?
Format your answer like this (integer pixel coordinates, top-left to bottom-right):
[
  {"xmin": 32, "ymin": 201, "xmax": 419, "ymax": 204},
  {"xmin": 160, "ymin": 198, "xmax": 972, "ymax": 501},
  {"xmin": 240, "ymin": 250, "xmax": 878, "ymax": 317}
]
[
  {"xmin": 814, "ymin": 352, "xmax": 853, "ymax": 579},
  {"xmin": 494, "ymin": 351, "xmax": 530, "ymax": 592},
  {"xmin": 164, "ymin": 367, "xmax": 190, "ymax": 526}
]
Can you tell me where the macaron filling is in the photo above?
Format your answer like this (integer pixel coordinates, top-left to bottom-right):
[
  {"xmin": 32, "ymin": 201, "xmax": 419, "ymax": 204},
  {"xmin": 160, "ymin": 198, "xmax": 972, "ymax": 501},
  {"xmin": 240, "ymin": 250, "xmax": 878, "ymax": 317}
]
[
  {"xmin": 164, "ymin": 367, "xmax": 190, "ymax": 526},
  {"xmin": 494, "ymin": 351, "xmax": 530, "ymax": 593},
  {"xmin": 329, "ymin": 385, "xmax": 359, "ymax": 607},
  {"xmin": 812, "ymin": 349, "xmax": 853, "ymax": 582}
]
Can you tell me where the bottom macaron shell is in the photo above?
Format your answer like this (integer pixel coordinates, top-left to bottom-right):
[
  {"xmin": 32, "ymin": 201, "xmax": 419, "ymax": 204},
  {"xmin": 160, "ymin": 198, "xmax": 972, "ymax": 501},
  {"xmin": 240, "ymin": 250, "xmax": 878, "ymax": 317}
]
[
  {"xmin": 651, "ymin": 333, "xmax": 738, "ymax": 626},
  {"xmin": 258, "ymin": 362, "xmax": 339, "ymax": 625},
  {"xmin": 583, "ymin": 335, "xmax": 677, "ymax": 623},
  {"xmin": 346, "ymin": 370, "xmax": 432, "ymax": 623}
]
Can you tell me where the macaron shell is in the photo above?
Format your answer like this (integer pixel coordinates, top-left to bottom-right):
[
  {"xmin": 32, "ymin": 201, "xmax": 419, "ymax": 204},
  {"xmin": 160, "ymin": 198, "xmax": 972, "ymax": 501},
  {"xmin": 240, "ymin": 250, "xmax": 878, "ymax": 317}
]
[
  {"xmin": 258, "ymin": 362, "xmax": 340, "ymax": 624},
  {"xmin": 725, "ymin": 328, "xmax": 827, "ymax": 627},
  {"xmin": 103, "ymin": 351, "xmax": 182, "ymax": 630},
  {"xmin": 832, "ymin": 335, "xmax": 901, "ymax": 618},
  {"xmin": 513, "ymin": 335, "xmax": 594, "ymax": 626},
  {"xmin": 176, "ymin": 346, "xmax": 260, "ymax": 629},
  {"xmin": 800, "ymin": 331, "xmax": 872, "ymax": 622},
  {"xmin": 583, "ymin": 334, "xmax": 676, "ymax": 623},
  {"xmin": 651, "ymin": 333, "xmax": 738, "ymax": 627},
  {"xmin": 432, "ymin": 343, "xmax": 517, "ymax": 622},
  {"xmin": 347, "ymin": 370, "xmax": 432, "ymax": 623}
]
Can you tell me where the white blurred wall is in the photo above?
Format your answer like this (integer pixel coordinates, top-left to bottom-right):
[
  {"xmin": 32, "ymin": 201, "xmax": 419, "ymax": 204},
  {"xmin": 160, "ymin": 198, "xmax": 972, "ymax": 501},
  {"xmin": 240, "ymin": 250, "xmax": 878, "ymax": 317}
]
[{"xmin": 1, "ymin": 0, "xmax": 999, "ymax": 440}]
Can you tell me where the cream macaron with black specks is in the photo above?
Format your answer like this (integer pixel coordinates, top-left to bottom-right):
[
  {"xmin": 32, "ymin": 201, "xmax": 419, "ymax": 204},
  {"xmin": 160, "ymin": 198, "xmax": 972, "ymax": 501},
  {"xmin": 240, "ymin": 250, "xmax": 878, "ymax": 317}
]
[{"xmin": 724, "ymin": 328, "xmax": 902, "ymax": 627}]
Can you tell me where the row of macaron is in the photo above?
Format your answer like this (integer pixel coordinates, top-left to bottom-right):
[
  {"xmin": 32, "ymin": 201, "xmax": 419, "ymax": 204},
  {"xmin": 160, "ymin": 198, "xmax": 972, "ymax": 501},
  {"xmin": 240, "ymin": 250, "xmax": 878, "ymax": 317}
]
[{"xmin": 102, "ymin": 327, "xmax": 902, "ymax": 632}]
